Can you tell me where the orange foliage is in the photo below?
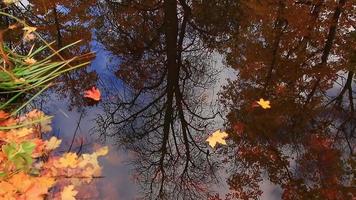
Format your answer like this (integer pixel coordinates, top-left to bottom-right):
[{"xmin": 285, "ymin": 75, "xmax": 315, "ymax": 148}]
[
  {"xmin": 0, "ymin": 110, "xmax": 108, "ymax": 200},
  {"xmin": 84, "ymin": 86, "xmax": 101, "ymax": 101}
]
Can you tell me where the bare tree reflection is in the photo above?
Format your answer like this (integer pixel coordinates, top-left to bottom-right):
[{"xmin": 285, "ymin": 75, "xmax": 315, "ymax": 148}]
[{"xmin": 95, "ymin": 1, "xmax": 220, "ymax": 199}]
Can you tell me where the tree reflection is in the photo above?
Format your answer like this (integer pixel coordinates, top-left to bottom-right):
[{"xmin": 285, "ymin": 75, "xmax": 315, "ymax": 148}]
[
  {"xmin": 214, "ymin": 0, "xmax": 355, "ymax": 199},
  {"xmin": 95, "ymin": 1, "xmax": 220, "ymax": 199},
  {"xmin": 5, "ymin": 0, "xmax": 355, "ymax": 199}
]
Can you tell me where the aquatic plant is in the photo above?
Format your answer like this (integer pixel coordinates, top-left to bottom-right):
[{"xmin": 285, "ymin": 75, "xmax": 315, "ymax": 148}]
[{"xmin": 0, "ymin": 11, "xmax": 92, "ymax": 114}]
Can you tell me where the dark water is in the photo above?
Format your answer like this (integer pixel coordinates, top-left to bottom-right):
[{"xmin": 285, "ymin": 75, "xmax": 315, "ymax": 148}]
[{"xmin": 2, "ymin": 0, "xmax": 356, "ymax": 199}]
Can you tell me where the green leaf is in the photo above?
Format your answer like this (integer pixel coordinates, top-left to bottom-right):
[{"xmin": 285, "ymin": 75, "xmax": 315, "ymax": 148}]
[
  {"xmin": 2, "ymin": 143, "xmax": 17, "ymax": 159},
  {"xmin": 12, "ymin": 155, "xmax": 27, "ymax": 169},
  {"xmin": 20, "ymin": 141, "xmax": 36, "ymax": 154},
  {"xmin": 0, "ymin": 171, "xmax": 6, "ymax": 177}
]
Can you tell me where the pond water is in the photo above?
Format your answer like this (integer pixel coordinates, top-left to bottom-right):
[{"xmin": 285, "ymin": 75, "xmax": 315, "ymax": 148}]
[{"xmin": 2, "ymin": 0, "xmax": 355, "ymax": 199}]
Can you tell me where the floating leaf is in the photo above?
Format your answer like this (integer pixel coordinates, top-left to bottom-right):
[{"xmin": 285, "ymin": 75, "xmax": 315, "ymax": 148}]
[
  {"xmin": 24, "ymin": 176, "xmax": 55, "ymax": 200},
  {"xmin": 0, "ymin": 181, "xmax": 16, "ymax": 196},
  {"xmin": 44, "ymin": 136, "xmax": 62, "ymax": 151},
  {"xmin": 58, "ymin": 152, "xmax": 78, "ymax": 168},
  {"xmin": 3, "ymin": 141, "xmax": 36, "ymax": 169},
  {"xmin": 61, "ymin": 185, "xmax": 78, "ymax": 200},
  {"xmin": 84, "ymin": 86, "xmax": 101, "ymax": 101},
  {"xmin": 206, "ymin": 130, "xmax": 229, "ymax": 148},
  {"xmin": 95, "ymin": 146, "xmax": 109, "ymax": 156},
  {"xmin": 22, "ymin": 26, "xmax": 37, "ymax": 38},
  {"xmin": 256, "ymin": 98, "xmax": 271, "ymax": 109},
  {"xmin": 12, "ymin": 128, "xmax": 32, "ymax": 138}
]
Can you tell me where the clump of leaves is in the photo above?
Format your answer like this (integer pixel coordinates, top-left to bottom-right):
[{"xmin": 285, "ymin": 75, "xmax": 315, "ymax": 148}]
[{"xmin": 0, "ymin": 110, "xmax": 108, "ymax": 199}]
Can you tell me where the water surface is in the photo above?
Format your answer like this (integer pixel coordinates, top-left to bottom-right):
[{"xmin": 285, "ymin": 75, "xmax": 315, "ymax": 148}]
[{"xmin": 2, "ymin": 0, "xmax": 355, "ymax": 199}]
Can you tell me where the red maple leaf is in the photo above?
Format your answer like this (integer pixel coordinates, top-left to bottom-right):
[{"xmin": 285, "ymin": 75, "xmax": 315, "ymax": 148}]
[{"xmin": 84, "ymin": 87, "xmax": 101, "ymax": 101}]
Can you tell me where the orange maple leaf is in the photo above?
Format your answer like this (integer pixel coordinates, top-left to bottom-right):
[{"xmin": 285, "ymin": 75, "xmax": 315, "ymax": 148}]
[
  {"xmin": 84, "ymin": 87, "xmax": 101, "ymax": 101},
  {"xmin": 24, "ymin": 176, "xmax": 55, "ymax": 200}
]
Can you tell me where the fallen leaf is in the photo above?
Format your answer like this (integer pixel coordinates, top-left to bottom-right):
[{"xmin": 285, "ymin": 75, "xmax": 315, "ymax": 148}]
[
  {"xmin": 24, "ymin": 58, "xmax": 37, "ymax": 65},
  {"xmin": 95, "ymin": 146, "xmax": 109, "ymax": 156},
  {"xmin": 32, "ymin": 138, "xmax": 45, "ymax": 157},
  {"xmin": 78, "ymin": 154, "xmax": 99, "ymax": 168},
  {"xmin": 58, "ymin": 153, "xmax": 78, "ymax": 168},
  {"xmin": 12, "ymin": 128, "xmax": 32, "ymax": 138},
  {"xmin": 44, "ymin": 136, "xmax": 62, "ymax": 151},
  {"xmin": 84, "ymin": 87, "xmax": 101, "ymax": 101},
  {"xmin": 206, "ymin": 130, "xmax": 229, "ymax": 148},
  {"xmin": 61, "ymin": 185, "xmax": 78, "ymax": 200},
  {"xmin": 0, "ymin": 181, "xmax": 16, "ymax": 196},
  {"xmin": 256, "ymin": 98, "xmax": 271, "ymax": 109},
  {"xmin": 23, "ymin": 26, "xmax": 36, "ymax": 32},
  {"xmin": 8, "ymin": 172, "xmax": 33, "ymax": 193},
  {"xmin": 81, "ymin": 166, "xmax": 96, "ymax": 183},
  {"xmin": 24, "ymin": 176, "xmax": 55, "ymax": 200}
]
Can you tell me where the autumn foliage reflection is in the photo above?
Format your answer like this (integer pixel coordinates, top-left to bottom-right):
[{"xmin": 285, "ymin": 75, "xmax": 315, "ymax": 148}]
[{"xmin": 214, "ymin": 0, "xmax": 355, "ymax": 199}]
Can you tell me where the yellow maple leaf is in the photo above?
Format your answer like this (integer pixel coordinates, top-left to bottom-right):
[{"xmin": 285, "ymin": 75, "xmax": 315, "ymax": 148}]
[
  {"xmin": 95, "ymin": 146, "xmax": 109, "ymax": 156},
  {"xmin": 81, "ymin": 166, "xmax": 98, "ymax": 183},
  {"xmin": 206, "ymin": 130, "xmax": 229, "ymax": 148},
  {"xmin": 22, "ymin": 26, "xmax": 37, "ymax": 39},
  {"xmin": 61, "ymin": 185, "xmax": 78, "ymax": 200},
  {"xmin": 256, "ymin": 98, "xmax": 271, "ymax": 109},
  {"xmin": 22, "ymin": 26, "xmax": 37, "ymax": 41},
  {"xmin": 44, "ymin": 136, "xmax": 62, "ymax": 151},
  {"xmin": 78, "ymin": 154, "xmax": 99, "ymax": 168},
  {"xmin": 24, "ymin": 57, "xmax": 37, "ymax": 65},
  {"xmin": 58, "ymin": 153, "xmax": 78, "ymax": 168},
  {"xmin": 9, "ymin": 127, "xmax": 32, "ymax": 138}
]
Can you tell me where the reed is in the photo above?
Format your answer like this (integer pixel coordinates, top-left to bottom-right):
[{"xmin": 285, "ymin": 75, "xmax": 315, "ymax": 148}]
[{"xmin": 0, "ymin": 11, "xmax": 92, "ymax": 114}]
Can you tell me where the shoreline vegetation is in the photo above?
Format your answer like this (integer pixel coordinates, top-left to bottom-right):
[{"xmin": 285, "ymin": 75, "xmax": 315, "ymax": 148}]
[{"xmin": 0, "ymin": 9, "xmax": 108, "ymax": 200}]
